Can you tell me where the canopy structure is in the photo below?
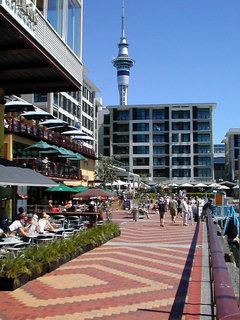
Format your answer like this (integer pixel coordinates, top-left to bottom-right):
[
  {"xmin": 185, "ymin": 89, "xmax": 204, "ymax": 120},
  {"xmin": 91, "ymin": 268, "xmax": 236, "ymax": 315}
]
[
  {"xmin": 208, "ymin": 183, "xmax": 222, "ymax": 188},
  {"xmin": 0, "ymin": 164, "xmax": 57, "ymax": 187},
  {"xmin": 25, "ymin": 140, "xmax": 55, "ymax": 151},
  {"xmin": 39, "ymin": 119, "xmax": 68, "ymax": 127},
  {"xmin": 218, "ymin": 185, "xmax": 230, "ymax": 190},
  {"xmin": 233, "ymin": 185, "xmax": 239, "ymax": 189}
]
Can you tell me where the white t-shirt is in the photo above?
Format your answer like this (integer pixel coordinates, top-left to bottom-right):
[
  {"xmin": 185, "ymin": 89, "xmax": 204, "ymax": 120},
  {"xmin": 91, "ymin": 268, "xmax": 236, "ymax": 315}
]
[{"xmin": 9, "ymin": 220, "xmax": 23, "ymax": 232}]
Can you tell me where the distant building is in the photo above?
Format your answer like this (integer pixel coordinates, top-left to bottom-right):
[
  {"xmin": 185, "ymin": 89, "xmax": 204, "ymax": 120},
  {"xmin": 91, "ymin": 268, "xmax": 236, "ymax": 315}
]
[
  {"xmin": 224, "ymin": 129, "xmax": 240, "ymax": 182},
  {"xmin": 214, "ymin": 143, "xmax": 225, "ymax": 182},
  {"xmin": 99, "ymin": 103, "xmax": 216, "ymax": 184}
]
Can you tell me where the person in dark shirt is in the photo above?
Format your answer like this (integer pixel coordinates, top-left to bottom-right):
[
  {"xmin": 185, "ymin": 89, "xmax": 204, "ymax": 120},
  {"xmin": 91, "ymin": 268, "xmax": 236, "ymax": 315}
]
[{"xmin": 201, "ymin": 199, "xmax": 213, "ymax": 221}]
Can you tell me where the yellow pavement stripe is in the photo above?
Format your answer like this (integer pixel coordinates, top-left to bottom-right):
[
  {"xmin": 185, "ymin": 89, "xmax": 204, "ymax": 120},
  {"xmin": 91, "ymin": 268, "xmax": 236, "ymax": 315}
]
[{"xmin": 28, "ymin": 297, "xmax": 174, "ymax": 320}]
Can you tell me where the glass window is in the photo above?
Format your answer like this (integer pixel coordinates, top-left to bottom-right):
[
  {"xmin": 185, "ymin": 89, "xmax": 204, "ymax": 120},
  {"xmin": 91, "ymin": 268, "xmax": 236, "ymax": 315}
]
[
  {"xmin": 197, "ymin": 122, "xmax": 210, "ymax": 131},
  {"xmin": 197, "ymin": 157, "xmax": 211, "ymax": 165},
  {"xmin": 67, "ymin": 0, "xmax": 81, "ymax": 57},
  {"xmin": 104, "ymin": 127, "xmax": 110, "ymax": 135},
  {"xmin": 153, "ymin": 146, "xmax": 165, "ymax": 154},
  {"xmin": 133, "ymin": 146, "xmax": 149, "ymax": 154},
  {"xmin": 132, "ymin": 123, "xmax": 149, "ymax": 131},
  {"xmin": 113, "ymin": 110, "xmax": 129, "ymax": 121},
  {"xmin": 172, "ymin": 157, "xmax": 190, "ymax": 165},
  {"xmin": 196, "ymin": 109, "xmax": 210, "ymax": 119},
  {"xmin": 152, "ymin": 109, "xmax": 165, "ymax": 120},
  {"xmin": 47, "ymin": 0, "xmax": 64, "ymax": 36},
  {"xmin": 133, "ymin": 134, "xmax": 149, "ymax": 143},
  {"xmin": 153, "ymin": 158, "xmax": 165, "ymax": 165},
  {"xmin": 181, "ymin": 133, "xmax": 190, "ymax": 142},
  {"xmin": 153, "ymin": 169, "xmax": 167, "ymax": 177},
  {"xmin": 34, "ymin": 93, "xmax": 47, "ymax": 103},
  {"xmin": 196, "ymin": 168, "xmax": 212, "ymax": 177},
  {"xmin": 153, "ymin": 134, "xmax": 165, "ymax": 143},
  {"xmin": 197, "ymin": 145, "xmax": 210, "ymax": 153},
  {"xmin": 133, "ymin": 158, "xmax": 149, "ymax": 166},
  {"xmin": 172, "ymin": 110, "xmax": 190, "ymax": 119},
  {"xmin": 172, "ymin": 134, "xmax": 178, "ymax": 142},
  {"xmin": 113, "ymin": 146, "xmax": 129, "ymax": 155},
  {"xmin": 172, "ymin": 122, "xmax": 190, "ymax": 131},
  {"xmin": 104, "ymin": 114, "xmax": 110, "ymax": 124},
  {"xmin": 197, "ymin": 134, "xmax": 210, "ymax": 142},
  {"xmin": 133, "ymin": 108, "xmax": 149, "ymax": 120},
  {"xmin": 113, "ymin": 135, "xmax": 129, "ymax": 143},
  {"xmin": 172, "ymin": 145, "xmax": 191, "ymax": 154},
  {"xmin": 153, "ymin": 123, "xmax": 165, "ymax": 131},
  {"xmin": 113, "ymin": 123, "xmax": 129, "ymax": 132},
  {"xmin": 172, "ymin": 169, "xmax": 191, "ymax": 177}
]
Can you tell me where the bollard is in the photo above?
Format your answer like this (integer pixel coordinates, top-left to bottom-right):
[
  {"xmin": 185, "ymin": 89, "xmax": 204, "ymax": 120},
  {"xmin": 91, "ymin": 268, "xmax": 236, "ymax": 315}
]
[{"xmin": 132, "ymin": 208, "xmax": 139, "ymax": 221}]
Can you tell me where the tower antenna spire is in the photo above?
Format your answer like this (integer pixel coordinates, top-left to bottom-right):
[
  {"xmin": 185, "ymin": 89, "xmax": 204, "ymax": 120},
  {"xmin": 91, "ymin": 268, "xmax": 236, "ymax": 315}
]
[
  {"xmin": 122, "ymin": 0, "xmax": 125, "ymax": 38},
  {"xmin": 112, "ymin": 0, "xmax": 135, "ymax": 106}
]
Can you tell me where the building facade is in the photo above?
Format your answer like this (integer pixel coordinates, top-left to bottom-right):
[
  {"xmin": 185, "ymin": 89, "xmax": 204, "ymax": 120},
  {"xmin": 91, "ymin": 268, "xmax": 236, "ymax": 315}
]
[
  {"xmin": 213, "ymin": 143, "xmax": 225, "ymax": 182},
  {"xmin": 99, "ymin": 103, "xmax": 216, "ymax": 184},
  {"xmin": 224, "ymin": 129, "xmax": 240, "ymax": 182}
]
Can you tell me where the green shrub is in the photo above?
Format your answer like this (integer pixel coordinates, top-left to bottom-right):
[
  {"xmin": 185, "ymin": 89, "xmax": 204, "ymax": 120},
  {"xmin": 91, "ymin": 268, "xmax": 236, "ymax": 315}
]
[{"xmin": 0, "ymin": 223, "xmax": 120, "ymax": 283}]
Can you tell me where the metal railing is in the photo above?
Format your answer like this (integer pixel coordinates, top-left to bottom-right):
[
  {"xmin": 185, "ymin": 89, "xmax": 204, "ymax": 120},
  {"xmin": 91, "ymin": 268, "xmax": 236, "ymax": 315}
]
[
  {"xmin": 5, "ymin": 117, "xmax": 96, "ymax": 158},
  {"xmin": 14, "ymin": 158, "xmax": 82, "ymax": 181},
  {"xmin": 207, "ymin": 212, "xmax": 240, "ymax": 319}
]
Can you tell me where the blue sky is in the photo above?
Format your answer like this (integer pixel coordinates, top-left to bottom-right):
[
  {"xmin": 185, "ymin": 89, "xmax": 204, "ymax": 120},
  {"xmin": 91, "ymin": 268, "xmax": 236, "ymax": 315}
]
[{"xmin": 83, "ymin": 0, "xmax": 240, "ymax": 143}]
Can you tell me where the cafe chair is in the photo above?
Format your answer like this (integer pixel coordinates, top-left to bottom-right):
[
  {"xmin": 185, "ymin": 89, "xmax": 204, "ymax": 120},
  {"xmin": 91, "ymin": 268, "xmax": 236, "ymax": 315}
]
[
  {"xmin": 67, "ymin": 216, "xmax": 80, "ymax": 229},
  {"xmin": 51, "ymin": 215, "xmax": 66, "ymax": 228}
]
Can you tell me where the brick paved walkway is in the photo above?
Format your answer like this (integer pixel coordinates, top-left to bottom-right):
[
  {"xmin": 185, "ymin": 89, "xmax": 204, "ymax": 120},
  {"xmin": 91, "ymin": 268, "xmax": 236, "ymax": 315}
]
[{"xmin": 0, "ymin": 211, "xmax": 210, "ymax": 320}]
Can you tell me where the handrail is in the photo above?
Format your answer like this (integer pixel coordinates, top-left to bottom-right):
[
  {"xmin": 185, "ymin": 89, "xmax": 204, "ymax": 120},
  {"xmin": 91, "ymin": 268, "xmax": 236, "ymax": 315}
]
[{"xmin": 207, "ymin": 213, "xmax": 240, "ymax": 320}]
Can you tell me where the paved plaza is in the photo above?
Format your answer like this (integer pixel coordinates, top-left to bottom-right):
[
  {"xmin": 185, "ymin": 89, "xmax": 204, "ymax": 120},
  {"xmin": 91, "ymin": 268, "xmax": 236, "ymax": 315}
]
[{"xmin": 0, "ymin": 211, "xmax": 212, "ymax": 320}]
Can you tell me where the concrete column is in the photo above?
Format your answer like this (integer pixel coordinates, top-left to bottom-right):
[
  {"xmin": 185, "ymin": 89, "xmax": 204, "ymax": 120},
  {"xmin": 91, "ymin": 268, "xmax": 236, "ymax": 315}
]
[{"xmin": 0, "ymin": 89, "xmax": 5, "ymax": 157}]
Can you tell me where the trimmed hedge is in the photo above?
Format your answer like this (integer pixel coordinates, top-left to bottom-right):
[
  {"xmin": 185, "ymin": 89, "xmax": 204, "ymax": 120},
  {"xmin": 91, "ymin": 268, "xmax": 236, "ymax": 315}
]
[{"xmin": 0, "ymin": 223, "xmax": 120, "ymax": 290}]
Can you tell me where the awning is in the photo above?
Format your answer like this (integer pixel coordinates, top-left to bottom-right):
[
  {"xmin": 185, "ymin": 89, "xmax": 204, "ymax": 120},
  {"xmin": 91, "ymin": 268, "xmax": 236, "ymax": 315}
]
[{"xmin": 0, "ymin": 164, "xmax": 57, "ymax": 187}]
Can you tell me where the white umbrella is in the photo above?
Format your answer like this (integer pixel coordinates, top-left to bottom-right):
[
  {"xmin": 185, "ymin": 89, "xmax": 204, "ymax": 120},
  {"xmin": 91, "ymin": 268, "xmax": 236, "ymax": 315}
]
[
  {"xmin": 168, "ymin": 183, "xmax": 179, "ymax": 187},
  {"xmin": 218, "ymin": 185, "xmax": 230, "ymax": 190},
  {"xmin": 208, "ymin": 183, "xmax": 222, "ymax": 188},
  {"xmin": 61, "ymin": 129, "xmax": 87, "ymax": 135},
  {"xmin": 195, "ymin": 183, "xmax": 208, "ymax": 187},
  {"xmin": 233, "ymin": 185, "xmax": 239, "ymax": 189},
  {"xmin": 181, "ymin": 183, "xmax": 193, "ymax": 187},
  {"xmin": 22, "ymin": 109, "xmax": 54, "ymax": 120},
  {"xmin": 5, "ymin": 100, "xmax": 35, "ymax": 112},
  {"xmin": 39, "ymin": 119, "xmax": 68, "ymax": 127}
]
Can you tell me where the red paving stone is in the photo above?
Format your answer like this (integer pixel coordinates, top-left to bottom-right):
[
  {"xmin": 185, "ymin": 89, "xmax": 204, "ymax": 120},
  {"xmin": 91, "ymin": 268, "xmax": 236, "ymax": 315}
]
[{"xmin": 0, "ymin": 211, "xmax": 206, "ymax": 320}]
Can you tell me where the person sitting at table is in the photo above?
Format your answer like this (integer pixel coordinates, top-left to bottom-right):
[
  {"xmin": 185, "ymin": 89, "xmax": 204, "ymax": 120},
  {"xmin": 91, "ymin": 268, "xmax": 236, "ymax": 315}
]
[
  {"xmin": 38, "ymin": 211, "xmax": 55, "ymax": 233},
  {"xmin": 8, "ymin": 208, "xmax": 29, "ymax": 237},
  {"xmin": 24, "ymin": 214, "xmax": 39, "ymax": 234},
  {"xmin": 65, "ymin": 200, "xmax": 76, "ymax": 212}
]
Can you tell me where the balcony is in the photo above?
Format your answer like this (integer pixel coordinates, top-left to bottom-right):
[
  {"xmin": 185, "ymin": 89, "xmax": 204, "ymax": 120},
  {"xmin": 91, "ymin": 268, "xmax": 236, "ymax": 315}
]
[
  {"xmin": 5, "ymin": 117, "xmax": 96, "ymax": 159},
  {"xmin": 13, "ymin": 157, "xmax": 82, "ymax": 181}
]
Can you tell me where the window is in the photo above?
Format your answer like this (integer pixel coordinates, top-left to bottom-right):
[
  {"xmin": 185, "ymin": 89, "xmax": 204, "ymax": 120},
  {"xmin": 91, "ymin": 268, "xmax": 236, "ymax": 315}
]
[
  {"xmin": 34, "ymin": 93, "xmax": 47, "ymax": 103},
  {"xmin": 153, "ymin": 158, "xmax": 165, "ymax": 166},
  {"xmin": 113, "ymin": 135, "xmax": 129, "ymax": 143},
  {"xmin": 172, "ymin": 157, "xmax": 190, "ymax": 165},
  {"xmin": 133, "ymin": 134, "xmax": 149, "ymax": 143},
  {"xmin": 113, "ymin": 146, "xmax": 129, "ymax": 155},
  {"xmin": 172, "ymin": 145, "xmax": 191, "ymax": 154},
  {"xmin": 197, "ymin": 122, "xmax": 210, "ymax": 131},
  {"xmin": 47, "ymin": 0, "xmax": 64, "ymax": 36},
  {"xmin": 172, "ymin": 122, "xmax": 190, "ymax": 131},
  {"xmin": 153, "ymin": 146, "xmax": 165, "ymax": 155},
  {"xmin": 172, "ymin": 110, "xmax": 190, "ymax": 119},
  {"xmin": 172, "ymin": 169, "xmax": 191, "ymax": 177},
  {"xmin": 196, "ymin": 168, "xmax": 212, "ymax": 177},
  {"xmin": 197, "ymin": 134, "xmax": 210, "ymax": 142},
  {"xmin": 152, "ymin": 109, "xmax": 165, "ymax": 120},
  {"xmin": 181, "ymin": 133, "xmax": 190, "ymax": 142},
  {"xmin": 67, "ymin": 0, "xmax": 81, "ymax": 57},
  {"xmin": 133, "ymin": 123, "xmax": 149, "ymax": 131},
  {"xmin": 133, "ymin": 146, "xmax": 149, "ymax": 154},
  {"xmin": 113, "ymin": 110, "xmax": 129, "ymax": 121},
  {"xmin": 172, "ymin": 134, "xmax": 178, "ymax": 142},
  {"xmin": 153, "ymin": 135, "xmax": 165, "ymax": 143},
  {"xmin": 104, "ymin": 127, "xmax": 110, "ymax": 135},
  {"xmin": 104, "ymin": 114, "xmax": 110, "ymax": 124},
  {"xmin": 133, "ymin": 108, "xmax": 149, "ymax": 120},
  {"xmin": 197, "ymin": 157, "xmax": 211, "ymax": 166},
  {"xmin": 153, "ymin": 169, "xmax": 167, "ymax": 177},
  {"xmin": 153, "ymin": 123, "xmax": 165, "ymax": 131},
  {"xmin": 197, "ymin": 145, "xmax": 210, "ymax": 154},
  {"xmin": 196, "ymin": 109, "xmax": 210, "ymax": 119},
  {"xmin": 133, "ymin": 158, "xmax": 149, "ymax": 166},
  {"xmin": 113, "ymin": 123, "xmax": 129, "ymax": 132}
]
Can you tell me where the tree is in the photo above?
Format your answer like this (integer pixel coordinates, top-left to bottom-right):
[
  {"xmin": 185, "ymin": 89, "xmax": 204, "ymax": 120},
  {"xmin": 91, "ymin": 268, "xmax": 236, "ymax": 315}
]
[{"xmin": 96, "ymin": 155, "xmax": 118, "ymax": 188}]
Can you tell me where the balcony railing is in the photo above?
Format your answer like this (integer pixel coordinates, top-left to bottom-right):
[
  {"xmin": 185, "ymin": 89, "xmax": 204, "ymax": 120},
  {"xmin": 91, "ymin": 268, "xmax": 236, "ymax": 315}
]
[
  {"xmin": 5, "ymin": 117, "xmax": 96, "ymax": 158},
  {"xmin": 14, "ymin": 158, "xmax": 82, "ymax": 181}
]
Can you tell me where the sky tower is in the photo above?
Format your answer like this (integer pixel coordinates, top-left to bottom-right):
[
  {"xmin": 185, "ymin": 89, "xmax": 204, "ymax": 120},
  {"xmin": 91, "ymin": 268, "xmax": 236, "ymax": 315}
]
[{"xmin": 112, "ymin": 0, "xmax": 135, "ymax": 106}]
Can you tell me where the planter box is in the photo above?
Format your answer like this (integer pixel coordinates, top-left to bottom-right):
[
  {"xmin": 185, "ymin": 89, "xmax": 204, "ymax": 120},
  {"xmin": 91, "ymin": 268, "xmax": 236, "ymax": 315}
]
[{"xmin": 0, "ymin": 274, "xmax": 29, "ymax": 291}]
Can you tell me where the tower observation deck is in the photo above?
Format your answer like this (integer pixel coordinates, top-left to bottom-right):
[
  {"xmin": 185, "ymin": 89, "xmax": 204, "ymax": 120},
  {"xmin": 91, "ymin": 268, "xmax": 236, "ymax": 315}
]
[{"xmin": 112, "ymin": 0, "xmax": 135, "ymax": 106}]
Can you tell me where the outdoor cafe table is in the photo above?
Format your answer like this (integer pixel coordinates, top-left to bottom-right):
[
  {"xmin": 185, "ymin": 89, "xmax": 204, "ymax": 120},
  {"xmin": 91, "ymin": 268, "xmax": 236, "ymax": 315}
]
[
  {"xmin": 47, "ymin": 211, "xmax": 99, "ymax": 227},
  {"xmin": 0, "ymin": 237, "xmax": 23, "ymax": 247}
]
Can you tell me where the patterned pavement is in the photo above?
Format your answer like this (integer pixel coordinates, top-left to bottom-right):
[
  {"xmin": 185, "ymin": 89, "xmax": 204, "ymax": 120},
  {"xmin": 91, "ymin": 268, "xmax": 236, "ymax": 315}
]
[{"xmin": 0, "ymin": 211, "xmax": 206, "ymax": 320}]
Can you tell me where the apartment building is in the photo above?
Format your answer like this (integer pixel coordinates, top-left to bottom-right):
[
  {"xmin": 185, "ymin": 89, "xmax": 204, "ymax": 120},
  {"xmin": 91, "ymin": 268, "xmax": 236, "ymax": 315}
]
[
  {"xmin": 99, "ymin": 103, "xmax": 216, "ymax": 184},
  {"xmin": 224, "ymin": 129, "xmax": 240, "ymax": 182}
]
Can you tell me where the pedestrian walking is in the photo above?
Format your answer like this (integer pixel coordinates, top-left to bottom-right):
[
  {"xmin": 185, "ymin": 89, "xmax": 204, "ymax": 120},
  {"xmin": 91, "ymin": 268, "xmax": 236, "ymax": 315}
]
[
  {"xmin": 158, "ymin": 196, "xmax": 167, "ymax": 227},
  {"xmin": 169, "ymin": 195, "xmax": 178, "ymax": 224},
  {"xmin": 182, "ymin": 197, "xmax": 189, "ymax": 226}
]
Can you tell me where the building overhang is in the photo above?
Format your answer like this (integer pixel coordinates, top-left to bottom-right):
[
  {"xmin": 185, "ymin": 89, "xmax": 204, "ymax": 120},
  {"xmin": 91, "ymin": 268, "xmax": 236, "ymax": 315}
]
[{"xmin": 0, "ymin": 2, "xmax": 82, "ymax": 95}]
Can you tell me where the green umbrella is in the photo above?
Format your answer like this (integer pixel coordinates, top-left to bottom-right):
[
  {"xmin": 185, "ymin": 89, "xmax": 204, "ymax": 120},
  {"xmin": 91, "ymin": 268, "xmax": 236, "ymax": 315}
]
[
  {"xmin": 46, "ymin": 183, "xmax": 74, "ymax": 192},
  {"xmin": 25, "ymin": 140, "xmax": 54, "ymax": 151},
  {"xmin": 71, "ymin": 186, "xmax": 89, "ymax": 193}
]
